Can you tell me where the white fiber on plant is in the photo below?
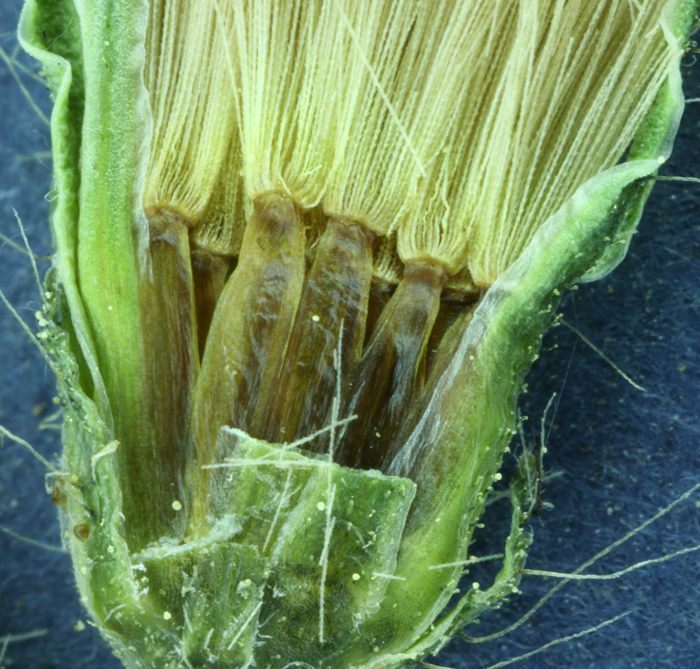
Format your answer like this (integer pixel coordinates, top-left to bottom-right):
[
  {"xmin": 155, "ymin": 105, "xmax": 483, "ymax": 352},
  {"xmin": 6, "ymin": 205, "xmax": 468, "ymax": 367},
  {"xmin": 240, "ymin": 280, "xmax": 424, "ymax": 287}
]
[
  {"xmin": 143, "ymin": 0, "xmax": 681, "ymax": 287},
  {"xmin": 324, "ymin": 0, "xmax": 497, "ymax": 238},
  {"xmin": 398, "ymin": 0, "xmax": 682, "ymax": 287},
  {"xmin": 191, "ymin": 134, "xmax": 247, "ymax": 257},
  {"xmin": 219, "ymin": 0, "xmax": 368, "ymax": 210},
  {"xmin": 144, "ymin": 0, "xmax": 238, "ymax": 226}
]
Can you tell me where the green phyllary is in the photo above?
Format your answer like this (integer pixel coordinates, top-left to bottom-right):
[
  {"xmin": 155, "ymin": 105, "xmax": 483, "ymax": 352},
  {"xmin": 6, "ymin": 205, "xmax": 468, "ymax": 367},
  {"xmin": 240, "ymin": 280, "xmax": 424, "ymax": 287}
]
[{"xmin": 14, "ymin": 1, "xmax": 700, "ymax": 668}]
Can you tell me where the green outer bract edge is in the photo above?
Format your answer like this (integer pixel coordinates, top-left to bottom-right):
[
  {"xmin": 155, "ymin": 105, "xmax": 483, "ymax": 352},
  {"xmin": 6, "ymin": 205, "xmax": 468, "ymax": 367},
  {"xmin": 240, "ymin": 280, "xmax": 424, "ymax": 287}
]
[{"xmin": 17, "ymin": 0, "xmax": 700, "ymax": 667}]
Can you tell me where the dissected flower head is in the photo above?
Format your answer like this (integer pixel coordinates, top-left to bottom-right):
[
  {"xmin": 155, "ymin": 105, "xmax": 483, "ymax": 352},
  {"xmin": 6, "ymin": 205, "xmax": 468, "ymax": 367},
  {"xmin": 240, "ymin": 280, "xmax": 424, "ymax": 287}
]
[{"xmin": 17, "ymin": 0, "xmax": 698, "ymax": 667}]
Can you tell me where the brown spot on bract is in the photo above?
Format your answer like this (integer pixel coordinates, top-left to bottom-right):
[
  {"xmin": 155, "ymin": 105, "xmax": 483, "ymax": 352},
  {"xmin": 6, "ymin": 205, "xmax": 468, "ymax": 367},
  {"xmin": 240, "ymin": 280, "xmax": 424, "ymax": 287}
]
[
  {"xmin": 51, "ymin": 483, "xmax": 67, "ymax": 510},
  {"xmin": 73, "ymin": 523, "xmax": 90, "ymax": 542}
]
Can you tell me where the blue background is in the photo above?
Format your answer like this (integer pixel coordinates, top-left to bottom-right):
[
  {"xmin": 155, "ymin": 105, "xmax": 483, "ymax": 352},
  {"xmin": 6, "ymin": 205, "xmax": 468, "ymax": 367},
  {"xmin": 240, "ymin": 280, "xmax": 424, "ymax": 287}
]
[{"xmin": 1, "ymin": 2, "xmax": 698, "ymax": 667}]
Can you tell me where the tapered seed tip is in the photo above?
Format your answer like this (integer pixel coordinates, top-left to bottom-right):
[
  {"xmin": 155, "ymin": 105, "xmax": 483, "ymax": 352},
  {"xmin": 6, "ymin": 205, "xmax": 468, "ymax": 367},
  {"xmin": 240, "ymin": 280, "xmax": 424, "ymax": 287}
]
[
  {"xmin": 145, "ymin": 206, "xmax": 192, "ymax": 238},
  {"xmin": 328, "ymin": 215, "xmax": 377, "ymax": 248},
  {"xmin": 253, "ymin": 192, "xmax": 303, "ymax": 236},
  {"xmin": 403, "ymin": 258, "xmax": 450, "ymax": 289}
]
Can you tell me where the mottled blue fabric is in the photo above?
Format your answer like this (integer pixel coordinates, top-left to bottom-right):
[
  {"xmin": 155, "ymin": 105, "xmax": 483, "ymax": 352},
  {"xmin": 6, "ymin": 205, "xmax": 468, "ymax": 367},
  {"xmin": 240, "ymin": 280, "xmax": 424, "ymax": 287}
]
[{"xmin": 0, "ymin": 3, "xmax": 698, "ymax": 668}]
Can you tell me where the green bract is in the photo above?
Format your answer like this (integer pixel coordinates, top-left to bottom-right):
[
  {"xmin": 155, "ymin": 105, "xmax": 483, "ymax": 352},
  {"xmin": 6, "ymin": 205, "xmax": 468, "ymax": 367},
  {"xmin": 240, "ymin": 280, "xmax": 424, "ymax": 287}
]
[{"xmin": 17, "ymin": 1, "xmax": 700, "ymax": 668}]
